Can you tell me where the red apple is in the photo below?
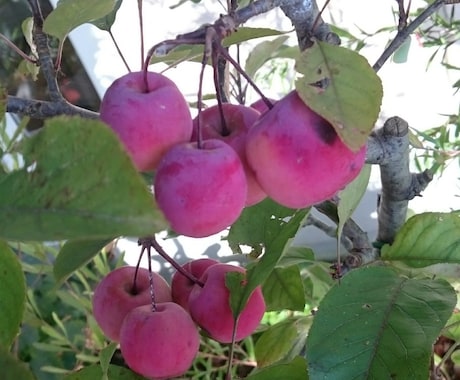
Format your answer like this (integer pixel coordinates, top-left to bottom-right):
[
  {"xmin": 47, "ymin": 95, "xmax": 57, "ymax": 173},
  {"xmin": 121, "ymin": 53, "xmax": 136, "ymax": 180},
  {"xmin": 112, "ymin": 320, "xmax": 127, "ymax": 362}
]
[
  {"xmin": 92, "ymin": 266, "xmax": 172, "ymax": 341},
  {"xmin": 99, "ymin": 71, "xmax": 192, "ymax": 171},
  {"xmin": 154, "ymin": 139, "xmax": 247, "ymax": 237},
  {"xmin": 120, "ymin": 302, "xmax": 200, "ymax": 379},
  {"xmin": 192, "ymin": 104, "xmax": 266, "ymax": 206},
  {"xmin": 188, "ymin": 263, "xmax": 266, "ymax": 343},
  {"xmin": 171, "ymin": 258, "xmax": 220, "ymax": 311},
  {"xmin": 246, "ymin": 90, "xmax": 366, "ymax": 208},
  {"xmin": 250, "ymin": 98, "xmax": 276, "ymax": 114}
]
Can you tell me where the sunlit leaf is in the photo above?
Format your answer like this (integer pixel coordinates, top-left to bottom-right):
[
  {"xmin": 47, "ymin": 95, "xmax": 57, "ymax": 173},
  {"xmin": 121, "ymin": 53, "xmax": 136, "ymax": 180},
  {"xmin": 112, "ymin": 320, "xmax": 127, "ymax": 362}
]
[
  {"xmin": 307, "ymin": 266, "xmax": 456, "ymax": 379},
  {"xmin": 44, "ymin": 0, "xmax": 116, "ymax": 41},
  {"xmin": 393, "ymin": 35, "xmax": 412, "ymax": 64},
  {"xmin": 90, "ymin": 0, "xmax": 122, "ymax": 31},
  {"xmin": 0, "ymin": 241, "xmax": 26, "ymax": 348},
  {"xmin": 245, "ymin": 36, "xmax": 290, "ymax": 78},
  {"xmin": 223, "ymin": 27, "xmax": 287, "ymax": 47},
  {"xmin": 295, "ymin": 40, "xmax": 382, "ymax": 150},
  {"xmin": 247, "ymin": 356, "xmax": 309, "ymax": 380},
  {"xmin": 381, "ymin": 211, "xmax": 460, "ymax": 267},
  {"xmin": 262, "ymin": 266, "xmax": 305, "ymax": 311},
  {"xmin": 0, "ymin": 116, "xmax": 166, "ymax": 241},
  {"xmin": 255, "ymin": 317, "xmax": 310, "ymax": 367}
]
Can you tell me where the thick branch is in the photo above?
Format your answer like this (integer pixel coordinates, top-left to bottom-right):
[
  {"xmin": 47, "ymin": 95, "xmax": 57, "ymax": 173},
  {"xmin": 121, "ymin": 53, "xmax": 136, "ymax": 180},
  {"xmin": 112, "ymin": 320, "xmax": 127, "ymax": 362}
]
[
  {"xmin": 368, "ymin": 117, "xmax": 433, "ymax": 245},
  {"xmin": 6, "ymin": 95, "xmax": 99, "ymax": 119}
]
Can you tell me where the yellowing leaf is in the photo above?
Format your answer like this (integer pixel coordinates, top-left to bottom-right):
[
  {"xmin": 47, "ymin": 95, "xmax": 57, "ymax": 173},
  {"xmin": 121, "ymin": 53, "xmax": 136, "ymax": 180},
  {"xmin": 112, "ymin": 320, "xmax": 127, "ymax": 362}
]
[{"xmin": 295, "ymin": 40, "xmax": 383, "ymax": 151}]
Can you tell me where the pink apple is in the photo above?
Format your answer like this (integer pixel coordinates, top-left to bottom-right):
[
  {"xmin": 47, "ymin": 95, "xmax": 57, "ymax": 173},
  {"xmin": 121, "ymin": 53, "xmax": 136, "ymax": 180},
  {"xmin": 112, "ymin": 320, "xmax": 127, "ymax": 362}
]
[
  {"xmin": 120, "ymin": 302, "xmax": 200, "ymax": 379},
  {"xmin": 188, "ymin": 263, "xmax": 266, "ymax": 343},
  {"xmin": 154, "ymin": 139, "xmax": 247, "ymax": 237},
  {"xmin": 192, "ymin": 104, "xmax": 266, "ymax": 206},
  {"xmin": 92, "ymin": 266, "xmax": 172, "ymax": 341},
  {"xmin": 99, "ymin": 71, "xmax": 192, "ymax": 171},
  {"xmin": 249, "ymin": 98, "xmax": 276, "ymax": 114},
  {"xmin": 246, "ymin": 90, "xmax": 366, "ymax": 208},
  {"xmin": 171, "ymin": 258, "xmax": 220, "ymax": 311}
]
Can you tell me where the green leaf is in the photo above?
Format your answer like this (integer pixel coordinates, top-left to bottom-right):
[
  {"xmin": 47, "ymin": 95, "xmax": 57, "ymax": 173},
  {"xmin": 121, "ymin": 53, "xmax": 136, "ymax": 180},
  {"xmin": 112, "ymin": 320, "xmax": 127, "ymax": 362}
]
[
  {"xmin": 247, "ymin": 356, "xmax": 309, "ymax": 380},
  {"xmin": 44, "ymin": 0, "xmax": 116, "ymax": 41},
  {"xmin": 0, "ymin": 346, "xmax": 36, "ymax": 380},
  {"xmin": 90, "ymin": 0, "xmax": 122, "ymax": 31},
  {"xmin": 443, "ymin": 311, "xmax": 460, "ymax": 341},
  {"xmin": 0, "ymin": 116, "xmax": 166, "ymax": 241},
  {"xmin": 64, "ymin": 364, "xmax": 145, "ymax": 379},
  {"xmin": 393, "ymin": 35, "xmax": 412, "ymax": 63},
  {"xmin": 277, "ymin": 246, "xmax": 315, "ymax": 267},
  {"xmin": 381, "ymin": 211, "xmax": 460, "ymax": 267},
  {"xmin": 223, "ymin": 27, "xmax": 286, "ymax": 47},
  {"xmin": 0, "ymin": 88, "xmax": 6, "ymax": 121},
  {"xmin": 306, "ymin": 266, "xmax": 456, "ymax": 379},
  {"xmin": 54, "ymin": 238, "xmax": 113, "ymax": 284},
  {"xmin": 100, "ymin": 342, "xmax": 118, "ymax": 380},
  {"xmin": 0, "ymin": 241, "xmax": 26, "ymax": 348},
  {"xmin": 262, "ymin": 266, "xmax": 305, "ymax": 311},
  {"xmin": 244, "ymin": 36, "xmax": 290, "ymax": 78},
  {"xmin": 255, "ymin": 317, "xmax": 310, "ymax": 367},
  {"xmin": 295, "ymin": 40, "xmax": 383, "ymax": 151},
  {"xmin": 337, "ymin": 164, "xmax": 371, "ymax": 234},
  {"xmin": 227, "ymin": 199, "xmax": 309, "ymax": 317}
]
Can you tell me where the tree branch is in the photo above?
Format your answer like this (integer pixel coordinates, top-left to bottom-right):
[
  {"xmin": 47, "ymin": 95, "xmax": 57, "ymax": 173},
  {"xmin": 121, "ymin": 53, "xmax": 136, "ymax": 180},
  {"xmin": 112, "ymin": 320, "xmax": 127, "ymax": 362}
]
[
  {"xmin": 367, "ymin": 117, "xmax": 433, "ymax": 245},
  {"xmin": 373, "ymin": 0, "xmax": 445, "ymax": 72},
  {"xmin": 6, "ymin": 95, "xmax": 98, "ymax": 119}
]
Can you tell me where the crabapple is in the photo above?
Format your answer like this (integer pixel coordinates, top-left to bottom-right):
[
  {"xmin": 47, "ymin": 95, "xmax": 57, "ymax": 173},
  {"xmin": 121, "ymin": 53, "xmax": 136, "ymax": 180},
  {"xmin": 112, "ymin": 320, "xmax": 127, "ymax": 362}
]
[
  {"xmin": 250, "ymin": 97, "xmax": 276, "ymax": 114},
  {"xmin": 246, "ymin": 90, "xmax": 366, "ymax": 208},
  {"xmin": 171, "ymin": 258, "xmax": 219, "ymax": 311},
  {"xmin": 192, "ymin": 104, "xmax": 266, "ymax": 206},
  {"xmin": 92, "ymin": 266, "xmax": 172, "ymax": 341},
  {"xmin": 154, "ymin": 139, "xmax": 247, "ymax": 238},
  {"xmin": 188, "ymin": 263, "xmax": 266, "ymax": 343},
  {"xmin": 99, "ymin": 71, "xmax": 192, "ymax": 171},
  {"xmin": 120, "ymin": 302, "xmax": 200, "ymax": 379}
]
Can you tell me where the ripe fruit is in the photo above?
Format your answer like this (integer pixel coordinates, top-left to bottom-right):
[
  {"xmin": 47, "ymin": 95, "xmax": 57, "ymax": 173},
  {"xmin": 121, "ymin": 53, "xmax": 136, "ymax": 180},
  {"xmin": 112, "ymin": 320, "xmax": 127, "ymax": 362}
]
[
  {"xmin": 154, "ymin": 139, "xmax": 247, "ymax": 237},
  {"xmin": 246, "ymin": 90, "xmax": 366, "ymax": 208},
  {"xmin": 120, "ymin": 302, "xmax": 200, "ymax": 379},
  {"xmin": 192, "ymin": 104, "xmax": 266, "ymax": 206},
  {"xmin": 188, "ymin": 263, "xmax": 265, "ymax": 343},
  {"xmin": 92, "ymin": 266, "xmax": 172, "ymax": 341},
  {"xmin": 99, "ymin": 71, "xmax": 192, "ymax": 171},
  {"xmin": 250, "ymin": 98, "xmax": 276, "ymax": 114},
  {"xmin": 171, "ymin": 258, "xmax": 219, "ymax": 311}
]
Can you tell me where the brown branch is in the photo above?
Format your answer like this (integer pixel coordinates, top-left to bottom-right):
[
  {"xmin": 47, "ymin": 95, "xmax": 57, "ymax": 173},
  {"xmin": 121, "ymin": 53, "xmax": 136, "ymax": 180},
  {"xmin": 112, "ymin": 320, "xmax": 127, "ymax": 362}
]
[{"xmin": 6, "ymin": 95, "xmax": 98, "ymax": 119}]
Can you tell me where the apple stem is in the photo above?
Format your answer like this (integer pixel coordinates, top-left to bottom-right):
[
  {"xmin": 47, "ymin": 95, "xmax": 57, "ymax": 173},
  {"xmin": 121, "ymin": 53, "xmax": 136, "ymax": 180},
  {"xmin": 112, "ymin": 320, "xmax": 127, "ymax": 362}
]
[
  {"xmin": 137, "ymin": 0, "xmax": 145, "ymax": 71},
  {"xmin": 217, "ymin": 45, "xmax": 274, "ymax": 110},
  {"xmin": 139, "ymin": 236, "xmax": 205, "ymax": 287},
  {"xmin": 131, "ymin": 244, "xmax": 147, "ymax": 295},
  {"xmin": 195, "ymin": 40, "xmax": 210, "ymax": 150},
  {"xmin": 146, "ymin": 245, "xmax": 158, "ymax": 312}
]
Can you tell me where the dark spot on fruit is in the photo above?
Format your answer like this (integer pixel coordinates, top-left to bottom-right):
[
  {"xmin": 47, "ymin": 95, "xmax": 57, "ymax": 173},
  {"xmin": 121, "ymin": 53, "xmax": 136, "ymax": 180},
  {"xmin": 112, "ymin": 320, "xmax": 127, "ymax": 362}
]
[{"xmin": 313, "ymin": 119, "xmax": 337, "ymax": 145}]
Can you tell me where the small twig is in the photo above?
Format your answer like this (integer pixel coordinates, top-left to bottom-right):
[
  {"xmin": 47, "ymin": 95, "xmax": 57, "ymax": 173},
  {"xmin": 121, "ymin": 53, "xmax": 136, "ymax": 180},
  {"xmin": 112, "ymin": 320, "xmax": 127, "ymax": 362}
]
[
  {"xmin": 0, "ymin": 33, "xmax": 37, "ymax": 63},
  {"xmin": 373, "ymin": 0, "xmax": 445, "ymax": 72},
  {"xmin": 108, "ymin": 30, "xmax": 131, "ymax": 72}
]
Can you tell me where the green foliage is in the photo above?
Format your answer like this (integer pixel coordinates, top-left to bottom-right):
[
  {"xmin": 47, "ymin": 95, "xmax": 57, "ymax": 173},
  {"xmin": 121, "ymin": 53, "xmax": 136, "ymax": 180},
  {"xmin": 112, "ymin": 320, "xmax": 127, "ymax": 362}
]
[
  {"xmin": 0, "ymin": 346, "xmax": 36, "ymax": 380},
  {"xmin": 306, "ymin": 266, "xmax": 456, "ymax": 379},
  {"xmin": 0, "ymin": 241, "xmax": 26, "ymax": 348},
  {"xmin": 43, "ymin": 0, "xmax": 117, "ymax": 41},
  {"xmin": 246, "ymin": 356, "xmax": 308, "ymax": 380},
  {"xmin": 381, "ymin": 211, "xmax": 460, "ymax": 267},
  {"xmin": 0, "ymin": 116, "xmax": 166, "ymax": 241},
  {"xmin": 63, "ymin": 364, "xmax": 144, "ymax": 379},
  {"xmin": 295, "ymin": 41, "xmax": 383, "ymax": 150}
]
